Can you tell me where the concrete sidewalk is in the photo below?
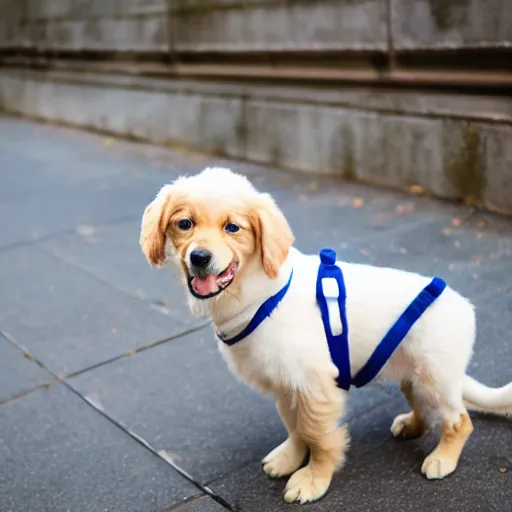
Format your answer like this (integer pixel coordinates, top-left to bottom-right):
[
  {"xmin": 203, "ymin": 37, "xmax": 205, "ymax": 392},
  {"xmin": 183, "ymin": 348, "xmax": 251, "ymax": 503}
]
[{"xmin": 0, "ymin": 117, "xmax": 510, "ymax": 512}]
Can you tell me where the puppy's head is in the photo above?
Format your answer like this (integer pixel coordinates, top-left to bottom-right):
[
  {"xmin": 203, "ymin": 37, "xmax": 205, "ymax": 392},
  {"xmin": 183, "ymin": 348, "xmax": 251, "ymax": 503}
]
[{"xmin": 140, "ymin": 167, "xmax": 294, "ymax": 300}]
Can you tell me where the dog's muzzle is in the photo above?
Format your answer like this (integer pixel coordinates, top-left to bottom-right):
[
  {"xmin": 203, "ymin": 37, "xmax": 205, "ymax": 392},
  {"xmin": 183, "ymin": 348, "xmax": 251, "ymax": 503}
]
[{"xmin": 187, "ymin": 257, "xmax": 238, "ymax": 299}]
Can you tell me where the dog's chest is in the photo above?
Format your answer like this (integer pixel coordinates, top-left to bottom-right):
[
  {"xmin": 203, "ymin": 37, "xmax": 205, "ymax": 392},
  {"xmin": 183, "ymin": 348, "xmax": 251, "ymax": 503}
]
[{"xmin": 217, "ymin": 296, "xmax": 334, "ymax": 393}]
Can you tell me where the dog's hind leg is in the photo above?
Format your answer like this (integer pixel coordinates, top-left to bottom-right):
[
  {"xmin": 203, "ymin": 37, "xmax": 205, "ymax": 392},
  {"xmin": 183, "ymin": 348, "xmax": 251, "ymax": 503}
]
[
  {"xmin": 262, "ymin": 392, "xmax": 308, "ymax": 478},
  {"xmin": 399, "ymin": 362, "xmax": 474, "ymax": 480},
  {"xmin": 283, "ymin": 375, "xmax": 349, "ymax": 504},
  {"xmin": 421, "ymin": 386, "xmax": 474, "ymax": 479},
  {"xmin": 391, "ymin": 380, "xmax": 428, "ymax": 439}
]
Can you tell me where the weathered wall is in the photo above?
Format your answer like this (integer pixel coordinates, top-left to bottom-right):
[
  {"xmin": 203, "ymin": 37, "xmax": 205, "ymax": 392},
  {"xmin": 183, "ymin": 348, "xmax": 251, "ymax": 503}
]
[
  {"xmin": 1, "ymin": 0, "xmax": 510, "ymax": 54},
  {"xmin": 0, "ymin": 0, "xmax": 511, "ymax": 213},
  {"xmin": 392, "ymin": 0, "xmax": 512, "ymax": 48},
  {"xmin": 0, "ymin": 0, "xmax": 169, "ymax": 51}
]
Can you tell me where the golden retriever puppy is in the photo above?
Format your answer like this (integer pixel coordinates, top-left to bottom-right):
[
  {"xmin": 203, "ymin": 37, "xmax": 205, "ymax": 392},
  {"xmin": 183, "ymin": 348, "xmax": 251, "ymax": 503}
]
[{"xmin": 140, "ymin": 167, "xmax": 512, "ymax": 504}]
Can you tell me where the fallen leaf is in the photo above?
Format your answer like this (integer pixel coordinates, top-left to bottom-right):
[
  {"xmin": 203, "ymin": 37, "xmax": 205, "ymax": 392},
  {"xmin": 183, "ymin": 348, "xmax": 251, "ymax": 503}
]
[
  {"xmin": 476, "ymin": 219, "xmax": 488, "ymax": 229},
  {"xmin": 499, "ymin": 467, "xmax": 508, "ymax": 473},
  {"xmin": 104, "ymin": 137, "xmax": 115, "ymax": 146},
  {"xmin": 470, "ymin": 256, "xmax": 482, "ymax": 263},
  {"xmin": 442, "ymin": 228, "xmax": 452, "ymax": 236},
  {"xmin": 408, "ymin": 184, "xmax": 425, "ymax": 195},
  {"xmin": 451, "ymin": 218, "xmax": 461, "ymax": 227},
  {"xmin": 352, "ymin": 198, "xmax": 365, "ymax": 208}
]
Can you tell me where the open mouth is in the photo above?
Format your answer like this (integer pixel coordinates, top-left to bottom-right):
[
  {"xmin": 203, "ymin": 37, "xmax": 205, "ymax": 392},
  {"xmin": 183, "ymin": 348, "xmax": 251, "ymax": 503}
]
[{"xmin": 187, "ymin": 260, "xmax": 238, "ymax": 300}]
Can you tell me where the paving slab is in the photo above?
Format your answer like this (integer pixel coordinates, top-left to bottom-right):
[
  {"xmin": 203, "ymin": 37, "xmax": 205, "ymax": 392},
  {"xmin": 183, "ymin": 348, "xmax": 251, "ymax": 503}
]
[
  {"xmin": 40, "ymin": 220, "xmax": 200, "ymax": 323},
  {"xmin": 349, "ymin": 210, "xmax": 512, "ymax": 275},
  {"xmin": 0, "ymin": 175, "xmax": 166, "ymax": 249},
  {"xmin": 0, "ymin": 133, "xmax": 135, "ymax": 199},
  {"xmin": 0, "ymin": 246, "xmax": 191, "ymax": 376},
  {"xmin": 0, "ymin": 383, "xmax": 200, "ymax": 512},
  {"xmin": 0, "ymin": 145, "xmax": 66, "ymax": 199},
  {"xmin": 0, "ymin": 334, "xmax": 53, "ymax": 403}
]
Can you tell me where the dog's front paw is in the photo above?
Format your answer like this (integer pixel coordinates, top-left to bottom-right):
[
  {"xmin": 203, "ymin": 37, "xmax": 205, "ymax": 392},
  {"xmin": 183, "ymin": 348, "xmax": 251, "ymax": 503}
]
[
  {"xmin": 390, "ymin": 412, "xmax": 425, "ymax": 439},
  {"xmin": 262, "ymin": 438, "xmax": 307, "ymax": 478},
  {"xmin": 283, "ymin": 466, "xmax": 331, "ymax": 504},
  {"xmin": 421, "ymin": 453, "xmax": 457, "ymax": 479}
]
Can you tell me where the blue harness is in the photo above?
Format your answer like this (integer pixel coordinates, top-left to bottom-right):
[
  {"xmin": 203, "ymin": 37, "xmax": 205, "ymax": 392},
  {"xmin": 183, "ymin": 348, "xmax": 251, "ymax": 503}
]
[
  {"xmin": 218, "ymin": 248, "xmax": 446, "ymax": 390},
  {"xmin": 316, "ymin": 248, "xmax": 446, "ymax": 390}
]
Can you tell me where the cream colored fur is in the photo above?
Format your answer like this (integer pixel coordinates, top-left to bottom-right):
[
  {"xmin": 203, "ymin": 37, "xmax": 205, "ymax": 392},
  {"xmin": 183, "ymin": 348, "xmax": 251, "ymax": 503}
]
[{"xmin": 141, "ymin": 167, "xmax": 512, "ymax": 504}]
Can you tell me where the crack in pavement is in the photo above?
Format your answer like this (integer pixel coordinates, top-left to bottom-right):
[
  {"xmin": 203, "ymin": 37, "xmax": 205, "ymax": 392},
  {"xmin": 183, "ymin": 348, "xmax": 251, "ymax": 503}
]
[{"xmin": 0, "ymin": 321, "xmax": 210, "ymax": 395}]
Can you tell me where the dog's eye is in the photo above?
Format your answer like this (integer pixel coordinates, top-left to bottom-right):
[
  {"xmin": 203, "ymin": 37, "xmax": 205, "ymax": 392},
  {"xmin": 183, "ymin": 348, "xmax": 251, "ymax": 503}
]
[
  {"xmin": 176, "ymin": 219, "xmax": 193, "ymax": 230},
  {"xmin": 225, "ymin": 223, "xmax": 240, "ymax": 234}
]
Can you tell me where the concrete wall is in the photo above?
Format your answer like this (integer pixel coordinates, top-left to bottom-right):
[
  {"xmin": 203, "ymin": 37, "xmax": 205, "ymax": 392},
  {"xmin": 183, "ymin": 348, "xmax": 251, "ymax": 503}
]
[
  {"xmin": 0, "ymin": 0, "xmax": 169, "ymax": 51},
  {"xmin": 392, "ymin": 0, "xmax": 512, "ymax": 48},
  {"xmin": 0, "ymin": 0, "xmax": 511, "ymax": 213},
  {"xmin": 1, "ymin": 0, "xmax": 510, "ymax": 53}
]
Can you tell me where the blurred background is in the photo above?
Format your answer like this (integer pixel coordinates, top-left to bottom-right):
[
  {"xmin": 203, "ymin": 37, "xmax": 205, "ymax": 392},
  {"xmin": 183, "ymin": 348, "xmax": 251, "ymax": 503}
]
[
  {"xmin": 0, "ymin": 2, "xmax": 511, "ymax": 512},
  {"xmin": 0, "ymin": 0, "xmax": 511, "ymax": 212}
]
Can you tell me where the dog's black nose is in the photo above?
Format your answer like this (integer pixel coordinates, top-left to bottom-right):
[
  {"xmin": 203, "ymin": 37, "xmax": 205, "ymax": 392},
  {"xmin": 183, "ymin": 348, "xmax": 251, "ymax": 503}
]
[{"xmin": 190, "ymin": 249, "xmax": 212, "ymax": 269}]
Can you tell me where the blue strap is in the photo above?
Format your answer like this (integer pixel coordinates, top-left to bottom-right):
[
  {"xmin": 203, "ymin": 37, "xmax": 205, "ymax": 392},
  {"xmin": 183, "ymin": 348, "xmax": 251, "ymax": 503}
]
[
  {"xmin": 351, "ymin": 276, "xmax": 447, "ymax": 388},
  {"xmin": 316, "ymin": 249, "xmax": 352, "ymax": 390},
  {"xmin": 218, "ymin": 270, "xmax": 294, "ymax": 346},
  {"xmin": 316, "ymin": 248, "xmax": 447, "ymax": 390}
]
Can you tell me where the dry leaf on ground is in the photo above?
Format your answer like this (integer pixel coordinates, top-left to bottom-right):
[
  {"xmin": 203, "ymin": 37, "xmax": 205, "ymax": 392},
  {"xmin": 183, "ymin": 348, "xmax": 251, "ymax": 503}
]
[{"xmin": 408, "ymin": 184, "xmax": 425, "ymax": 195}]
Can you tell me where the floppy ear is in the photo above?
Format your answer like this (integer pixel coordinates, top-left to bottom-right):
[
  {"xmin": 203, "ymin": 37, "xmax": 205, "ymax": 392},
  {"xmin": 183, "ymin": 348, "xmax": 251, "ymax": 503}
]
[
  {"xmin": 140, "ymin": 185, "xmax": 174, "ymax": 267},
  {"xmin": 252, "ymin": 193, "xmax": 295, "ymax": 279}
]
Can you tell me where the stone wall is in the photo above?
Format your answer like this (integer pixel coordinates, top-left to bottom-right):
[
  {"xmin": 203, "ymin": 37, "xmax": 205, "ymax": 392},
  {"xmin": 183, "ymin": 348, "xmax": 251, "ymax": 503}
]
[
  {"xmin": 0, "ymin": 0, "xmax": 169, "ymax": 51},
  {"xmin": 0, "ymin": 0, "xmax": 511, "ymax": 213},
  {"xmin": 1, "ymin": 1, "xmax": 510, "ymax": 53}
]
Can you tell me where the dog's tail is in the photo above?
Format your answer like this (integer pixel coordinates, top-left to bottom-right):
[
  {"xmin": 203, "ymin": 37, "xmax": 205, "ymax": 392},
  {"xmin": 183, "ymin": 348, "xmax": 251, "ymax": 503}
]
[{"xmin": 463, "ymin": 375, "xmax": 512, "ymax": 416}]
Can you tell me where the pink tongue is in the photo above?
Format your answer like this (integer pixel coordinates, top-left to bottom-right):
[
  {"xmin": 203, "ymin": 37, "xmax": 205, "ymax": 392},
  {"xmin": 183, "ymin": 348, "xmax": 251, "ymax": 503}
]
[{"xmin": 192, "ymin": 275, "xmax": 219, "ymax": 296}]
